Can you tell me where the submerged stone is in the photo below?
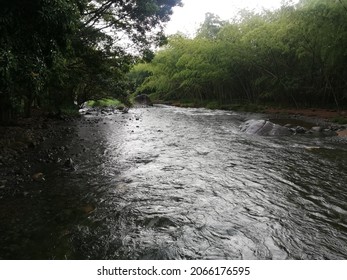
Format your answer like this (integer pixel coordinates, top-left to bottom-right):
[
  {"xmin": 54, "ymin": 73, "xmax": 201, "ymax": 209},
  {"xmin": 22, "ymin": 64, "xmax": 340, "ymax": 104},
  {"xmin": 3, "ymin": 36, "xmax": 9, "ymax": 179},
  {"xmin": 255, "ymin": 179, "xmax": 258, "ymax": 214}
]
[
  {"xmin": 133, "ymin": 94, "xmax": 153, "ymax": 106},
  {"xmin": 240, "ymin": 119, "xmax": 292, "ymax": 136}
]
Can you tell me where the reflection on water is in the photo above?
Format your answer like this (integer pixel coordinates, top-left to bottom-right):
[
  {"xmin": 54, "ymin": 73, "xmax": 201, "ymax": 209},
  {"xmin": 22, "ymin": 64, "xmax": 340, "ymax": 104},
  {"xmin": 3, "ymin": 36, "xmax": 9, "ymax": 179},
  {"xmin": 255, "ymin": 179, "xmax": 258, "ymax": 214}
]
[{"xmin": 1, "ymin": 105, "xmax": 347, "ymax": 259}]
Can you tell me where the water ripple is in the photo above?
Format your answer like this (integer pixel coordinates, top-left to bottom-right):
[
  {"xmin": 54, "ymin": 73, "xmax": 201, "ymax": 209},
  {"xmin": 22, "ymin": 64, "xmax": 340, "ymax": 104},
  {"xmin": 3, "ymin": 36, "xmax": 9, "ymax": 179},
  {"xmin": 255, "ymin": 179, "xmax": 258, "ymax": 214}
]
[{"xmin": 1, "ymin": 105, "xmax": 346, "ymax": 259}]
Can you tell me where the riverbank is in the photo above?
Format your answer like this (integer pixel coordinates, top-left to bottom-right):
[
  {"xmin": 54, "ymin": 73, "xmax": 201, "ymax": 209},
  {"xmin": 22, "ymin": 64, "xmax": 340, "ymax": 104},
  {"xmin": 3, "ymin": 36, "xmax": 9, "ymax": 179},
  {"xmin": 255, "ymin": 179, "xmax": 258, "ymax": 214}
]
[
  {"xmin": 265, "ymin": 108, "xmax": 347, "ymax": 138},
  {"xmin": 154, "ymin": 100, "xmax": 347, "ymax": 128},
  {"xmin": 264, "ymin": 107, "xmax": 347, "ymax": 124},
  {"xmin": 1, "ymin": 104, "xmax": 346, "ymax": 158},
  {"xmin": 1, "ymin": 104, "xmax": 346, "ymax": 191},
  {"xmin": 2, "ymin": 103, "xmax": 346, "ymax": 195},
  {"xmin": 0, "ymin": 114, "xmax": 79, "ymax": 197}
]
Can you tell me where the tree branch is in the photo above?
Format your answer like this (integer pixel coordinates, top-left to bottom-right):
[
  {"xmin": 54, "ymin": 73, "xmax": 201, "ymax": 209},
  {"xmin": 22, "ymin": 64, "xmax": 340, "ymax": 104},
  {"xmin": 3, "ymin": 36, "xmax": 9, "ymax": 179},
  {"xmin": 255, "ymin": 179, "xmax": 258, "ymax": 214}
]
[{"xmin": 82, "ymin": 0, "xmax": 114, "ymax": 28}]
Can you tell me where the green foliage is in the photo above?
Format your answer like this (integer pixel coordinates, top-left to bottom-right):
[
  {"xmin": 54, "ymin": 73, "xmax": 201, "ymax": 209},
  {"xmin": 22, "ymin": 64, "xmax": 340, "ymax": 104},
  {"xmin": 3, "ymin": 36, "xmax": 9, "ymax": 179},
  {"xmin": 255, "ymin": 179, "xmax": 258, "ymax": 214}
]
[
  {"xmin": 0, "ymin": 0, "xmax": 182, "ymax": 122},
  {"xmin": 197, "ymin": 13, "xmax": 227, "ymax": 40},
  {"xmin": 132, "ymin": 0, "xmax": 347, "ymax": 111},
  {"xmin": 86, "ymin": 98, "xmax": 123, "ymax": 108},
  {"xmin": 60, "ymin": 106, "xmax": 80, "ymax": 117},
  {"xmin": 332, "ymin": 116, "xmax": 347, "ymax": 125}
]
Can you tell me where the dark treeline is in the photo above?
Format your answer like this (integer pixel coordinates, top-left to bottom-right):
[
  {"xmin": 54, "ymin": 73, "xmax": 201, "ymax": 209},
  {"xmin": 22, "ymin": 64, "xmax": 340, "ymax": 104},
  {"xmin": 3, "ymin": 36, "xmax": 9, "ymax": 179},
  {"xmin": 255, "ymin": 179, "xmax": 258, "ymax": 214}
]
[
  {"xmin": 130, "ymin": 0, "xmax": 347, "ymax": 110},
  {"xmin": 0, "ymin": 0, "xmax": 182, "ymax": 122}
]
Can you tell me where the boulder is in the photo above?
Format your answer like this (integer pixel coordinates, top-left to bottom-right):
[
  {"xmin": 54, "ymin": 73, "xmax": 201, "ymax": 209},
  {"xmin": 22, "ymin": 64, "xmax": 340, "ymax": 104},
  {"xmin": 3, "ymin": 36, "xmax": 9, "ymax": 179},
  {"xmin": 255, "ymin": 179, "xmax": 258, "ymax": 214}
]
[
  {"xmin": 240, "ymin": 119, "xmax": 292, "ymax": 136},
  {"xmin": 64, "ymin": 158, "xmax": 75, "ymax": 170},
  {"xmin": 133, "ymin": 94, "xmax": 153, "ymax": 106},
  {"xmin": 295, "ymin": 126, "xmax": 307, "ymax": 134},
  {"xmin": 311, "ymin": 126, "xmax": 322, "ymax": 132}
]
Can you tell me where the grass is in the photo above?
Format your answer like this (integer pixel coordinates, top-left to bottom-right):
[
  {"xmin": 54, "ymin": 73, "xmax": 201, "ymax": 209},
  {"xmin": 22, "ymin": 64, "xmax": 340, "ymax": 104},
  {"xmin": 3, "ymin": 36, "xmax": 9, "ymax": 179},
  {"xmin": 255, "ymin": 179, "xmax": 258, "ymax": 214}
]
[
  {"xmin": 58, "ymin": 98, "xmax": 127, "ymax": 117},
  {"xmin": 87, "ymin": 98, "xmax": 124, "ymax": 108},
  {"xmin": 332, "ymin": 116, "xmax": 347, "ymax": 125},
  {"xmin": 61, "ymin": 107, "xmax": 80, "ymax": 116},
  {"xmin": 205, "ymin": 101, "xmax": 220, "ymax": 110}
]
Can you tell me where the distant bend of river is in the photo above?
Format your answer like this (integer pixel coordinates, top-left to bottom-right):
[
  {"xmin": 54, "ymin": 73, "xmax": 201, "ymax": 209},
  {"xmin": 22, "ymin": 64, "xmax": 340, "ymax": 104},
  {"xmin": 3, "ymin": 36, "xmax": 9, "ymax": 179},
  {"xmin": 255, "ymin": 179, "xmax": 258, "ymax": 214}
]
[{"xmin": 1, "ymin": 105, "xmax": 347, "ymax": 259}]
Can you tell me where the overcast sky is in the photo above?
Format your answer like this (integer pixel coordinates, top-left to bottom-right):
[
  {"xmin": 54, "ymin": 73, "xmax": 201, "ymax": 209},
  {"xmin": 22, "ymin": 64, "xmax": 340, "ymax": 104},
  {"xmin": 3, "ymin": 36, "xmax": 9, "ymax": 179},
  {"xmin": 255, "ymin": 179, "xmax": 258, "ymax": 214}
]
[{"xmin": 165, "ymin": 0, "xmax": 300, "ymax": 36}]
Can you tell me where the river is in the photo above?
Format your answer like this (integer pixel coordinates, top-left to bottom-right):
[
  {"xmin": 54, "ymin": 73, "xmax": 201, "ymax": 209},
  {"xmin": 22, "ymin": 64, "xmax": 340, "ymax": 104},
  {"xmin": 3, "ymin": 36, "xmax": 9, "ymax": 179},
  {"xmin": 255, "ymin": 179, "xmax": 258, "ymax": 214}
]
[{"xmin": 1, "ymin": 105, "xmax": 347, "ymax": 259}]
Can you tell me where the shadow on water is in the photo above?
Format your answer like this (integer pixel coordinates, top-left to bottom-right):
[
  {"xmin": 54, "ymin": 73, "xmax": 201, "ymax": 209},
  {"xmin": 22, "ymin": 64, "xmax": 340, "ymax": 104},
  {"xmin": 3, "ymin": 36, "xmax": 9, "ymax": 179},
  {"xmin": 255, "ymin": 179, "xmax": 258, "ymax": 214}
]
[{"xmin": 1, "ymin": 105, "xmax": 347, "ymax": 259}]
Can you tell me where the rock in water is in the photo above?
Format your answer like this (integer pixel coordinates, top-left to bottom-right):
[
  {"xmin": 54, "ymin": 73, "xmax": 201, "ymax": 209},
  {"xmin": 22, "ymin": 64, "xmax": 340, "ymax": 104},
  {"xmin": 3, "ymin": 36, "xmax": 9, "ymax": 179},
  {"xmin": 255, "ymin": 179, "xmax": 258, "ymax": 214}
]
[
  {"xmin": 64, "ymin": 158, "xmax": 73, "ymax": 167},
  {"xmin": 311, "ymin": 126, "xmax": 322, "ymax": 132},
  {"xmin": 64, "ymin": 158, "xmax": 76, "ymax": 170},
  {"xmin": 295, "ymin": 126, "xmax": 307, "ymax": 134},
  {"xmin": 240, "ymin": 119, "xmax": 292, "ymax": 136},
  {"xmin": 133, "ymin": 94, "xmax": 153, "ymax": 106}
]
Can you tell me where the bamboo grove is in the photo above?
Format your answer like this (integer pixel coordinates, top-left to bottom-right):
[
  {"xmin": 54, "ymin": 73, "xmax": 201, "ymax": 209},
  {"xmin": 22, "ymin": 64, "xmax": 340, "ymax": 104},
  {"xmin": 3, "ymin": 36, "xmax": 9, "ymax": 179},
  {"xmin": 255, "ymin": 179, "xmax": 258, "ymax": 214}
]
[{"xmin": 130, "ymin": 0, "xmax": 347, "ymax": 109}]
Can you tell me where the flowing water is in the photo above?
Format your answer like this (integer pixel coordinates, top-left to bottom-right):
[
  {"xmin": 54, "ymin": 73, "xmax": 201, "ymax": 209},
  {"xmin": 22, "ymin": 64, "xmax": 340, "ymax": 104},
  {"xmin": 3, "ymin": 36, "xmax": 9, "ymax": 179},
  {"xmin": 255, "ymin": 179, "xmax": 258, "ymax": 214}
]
[{"xmin": 1, "ymin": 105, "xmax": 347, "ymax": 259}]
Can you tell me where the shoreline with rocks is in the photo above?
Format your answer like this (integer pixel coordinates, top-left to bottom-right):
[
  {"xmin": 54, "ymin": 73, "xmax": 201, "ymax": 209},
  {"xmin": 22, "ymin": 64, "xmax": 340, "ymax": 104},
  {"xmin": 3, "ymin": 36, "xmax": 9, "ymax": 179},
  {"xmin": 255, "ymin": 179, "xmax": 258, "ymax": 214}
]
[
  {"xmin": 1, "ymin": 105, "xmax": 346, "ymax": 197},
  {"xmin": 1, "ymin": 105, "xmax": 346, "ymax": 161},
  {"xmin": 265, "ymin": 107, "xmax": 347, "ymax": 135}
]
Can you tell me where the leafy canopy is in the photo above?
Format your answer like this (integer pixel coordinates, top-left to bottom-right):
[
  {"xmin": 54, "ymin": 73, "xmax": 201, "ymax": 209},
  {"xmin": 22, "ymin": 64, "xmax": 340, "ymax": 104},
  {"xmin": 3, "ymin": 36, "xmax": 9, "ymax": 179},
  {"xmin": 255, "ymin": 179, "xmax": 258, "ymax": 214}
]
[
  {"xmin": 130, "ymin": 0, "xmax": 347, "ymax": 109},
  {"xmin": 0, "ymin": 0, "xmax": 182, "ymax": 121}
]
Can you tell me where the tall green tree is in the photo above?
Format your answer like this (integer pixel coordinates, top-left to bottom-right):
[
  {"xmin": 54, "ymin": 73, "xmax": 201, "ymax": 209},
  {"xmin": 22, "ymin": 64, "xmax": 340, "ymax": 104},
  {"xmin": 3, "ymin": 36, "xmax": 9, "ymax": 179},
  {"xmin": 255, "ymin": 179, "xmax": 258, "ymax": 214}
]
[
  {"xmin": 0, "ymin": 0, "xmax": 182, "ymax": 122},
  {"xmin": 132, "ymin": 0, "xmax": 347, "ymax": 109},
  {"xmin": 0, "ymin": 0, "xmax": 82, "ymax": 120}
]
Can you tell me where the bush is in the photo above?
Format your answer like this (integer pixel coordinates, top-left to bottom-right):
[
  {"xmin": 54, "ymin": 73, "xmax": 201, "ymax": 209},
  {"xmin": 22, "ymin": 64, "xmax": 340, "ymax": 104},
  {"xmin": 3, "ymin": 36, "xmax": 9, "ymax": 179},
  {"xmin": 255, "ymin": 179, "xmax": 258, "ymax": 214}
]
[{"xmin": 87, "ymin": 98, "xmax": 123, "ymax": 108}]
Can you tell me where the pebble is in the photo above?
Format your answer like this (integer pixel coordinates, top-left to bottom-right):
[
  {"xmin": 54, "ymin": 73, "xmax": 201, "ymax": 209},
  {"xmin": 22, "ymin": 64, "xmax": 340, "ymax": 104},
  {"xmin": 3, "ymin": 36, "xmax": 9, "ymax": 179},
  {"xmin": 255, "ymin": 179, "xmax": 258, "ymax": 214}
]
[
  {"xmin": 311, "ymin": 126, "xmax": 322, "ymax": 132},
  {"xmin": 32, "ymin": 172, "xmax": 45, "ymax": 182},
  {"xmin": 295, "ymin": 126, "xmax": 307, "ymax": 133},
  {"xmin": 64, "ymin": 158, "xmax": 74, "ymax": 168}
]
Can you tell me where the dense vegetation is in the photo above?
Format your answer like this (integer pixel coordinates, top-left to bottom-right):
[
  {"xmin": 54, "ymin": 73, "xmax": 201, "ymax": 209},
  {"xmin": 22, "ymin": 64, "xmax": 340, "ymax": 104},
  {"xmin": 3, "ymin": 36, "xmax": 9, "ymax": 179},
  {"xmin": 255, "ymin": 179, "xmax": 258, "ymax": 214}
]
[
  {"xmin": 130, "ymin": 0, "xmax": 347, "ymax": 110},
  {"xmin": 0, "ymin": 0, "xmax": 182, "ymax": 122}
]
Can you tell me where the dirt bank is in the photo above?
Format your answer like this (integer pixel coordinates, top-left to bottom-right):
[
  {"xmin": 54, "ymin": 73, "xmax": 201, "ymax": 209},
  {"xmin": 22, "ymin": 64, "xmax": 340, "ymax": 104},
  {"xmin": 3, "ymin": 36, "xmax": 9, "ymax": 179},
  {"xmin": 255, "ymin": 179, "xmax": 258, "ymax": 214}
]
[
  {"xmin": 264, "ymin": 107, "xmax": 347, "ymax": 137},
  {"xmin": 265, "ymin": 107, "xmax": 346, "ymax": 121}
]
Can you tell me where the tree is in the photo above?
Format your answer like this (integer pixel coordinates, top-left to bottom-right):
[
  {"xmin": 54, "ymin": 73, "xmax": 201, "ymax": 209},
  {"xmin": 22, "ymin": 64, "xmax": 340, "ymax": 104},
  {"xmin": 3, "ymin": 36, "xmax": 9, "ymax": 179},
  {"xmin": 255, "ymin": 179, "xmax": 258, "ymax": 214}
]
[
  {"xmin": 0, "ymin": 0, "xmax": 82, "ymax": 120},
  {"xmin": 0, "ymin": 0, "xmax": 182, "ymax": 122},
  {"xmin": 70, "ymin": 0, "xmax": 182, "ymax": 106},
  {"xmin": 131, "ymin": 0, "xmax": 347, "ymax": 109},
  {"xmin": 197, "ymin": 13, "xmax": 227, "ymax": 40}
]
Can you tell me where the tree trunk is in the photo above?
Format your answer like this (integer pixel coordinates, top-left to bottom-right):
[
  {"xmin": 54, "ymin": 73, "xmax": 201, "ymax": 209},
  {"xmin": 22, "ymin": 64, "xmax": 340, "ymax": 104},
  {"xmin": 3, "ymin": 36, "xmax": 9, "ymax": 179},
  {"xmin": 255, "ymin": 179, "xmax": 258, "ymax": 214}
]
[
  {"xmin": 0, "ymin": 92, "xmax": 14, "ymax": 124},
  {"xmin": 23, "ymin": 95, "xmax": 32, "ymax": 118}
]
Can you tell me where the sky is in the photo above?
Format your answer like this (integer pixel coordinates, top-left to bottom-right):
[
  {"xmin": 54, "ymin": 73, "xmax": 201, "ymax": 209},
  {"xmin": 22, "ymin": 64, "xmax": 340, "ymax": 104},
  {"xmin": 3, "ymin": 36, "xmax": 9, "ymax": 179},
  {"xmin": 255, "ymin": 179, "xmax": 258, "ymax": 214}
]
[{"xmin": 165, "ymin": 0, "xmax": 299, "ymax": 36}]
